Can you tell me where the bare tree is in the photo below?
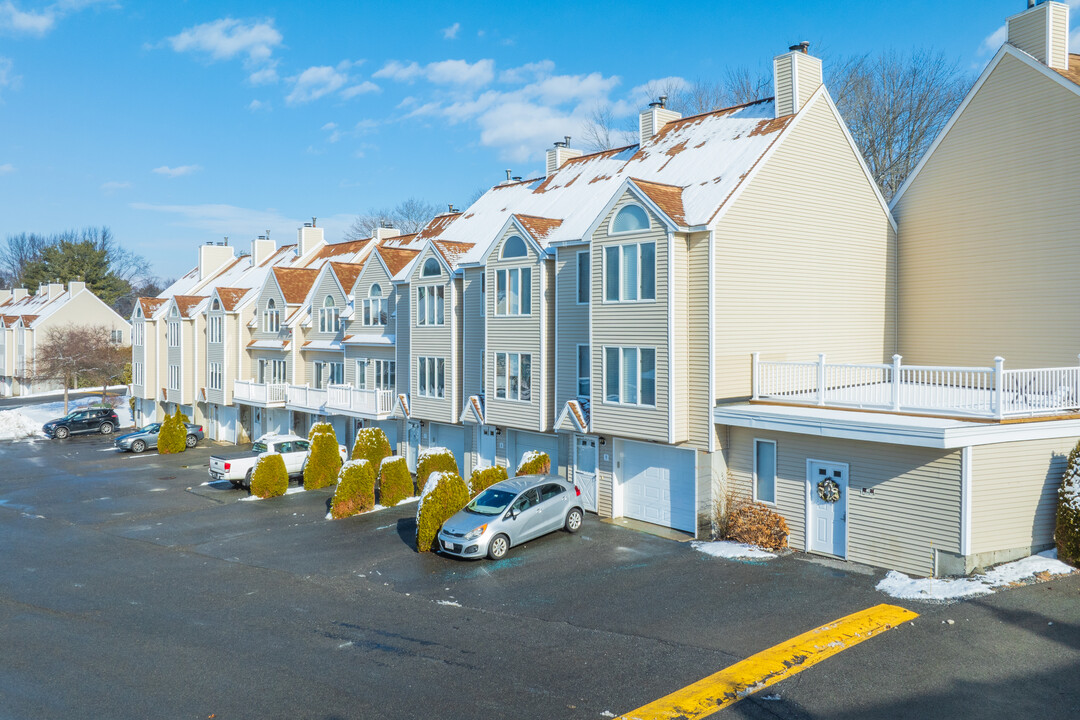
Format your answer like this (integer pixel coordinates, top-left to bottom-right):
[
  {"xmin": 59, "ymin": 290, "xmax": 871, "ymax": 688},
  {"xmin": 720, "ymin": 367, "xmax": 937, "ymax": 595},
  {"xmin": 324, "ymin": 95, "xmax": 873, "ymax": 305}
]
[
  {"xmin": 829, "ymin": 49, "xmax": 969, "ymax": 202},
  {"xmin": 35, "ymin": 324, "xmax": 130, "ymax": 414},
  {"xmin": 343, "ymin": 198, "xmax": 441, "ymax": 241},
  {"xmin": 582, "ymin": 105, "xmax": 637, "ymax": 153}
]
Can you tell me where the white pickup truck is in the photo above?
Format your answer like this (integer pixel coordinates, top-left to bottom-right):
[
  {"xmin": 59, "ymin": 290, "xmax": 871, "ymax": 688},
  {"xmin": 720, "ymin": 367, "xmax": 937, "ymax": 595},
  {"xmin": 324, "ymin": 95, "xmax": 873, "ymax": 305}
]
[{"xmin": 208, "ymin": 433, "xmax": 347, "ymax": 489}]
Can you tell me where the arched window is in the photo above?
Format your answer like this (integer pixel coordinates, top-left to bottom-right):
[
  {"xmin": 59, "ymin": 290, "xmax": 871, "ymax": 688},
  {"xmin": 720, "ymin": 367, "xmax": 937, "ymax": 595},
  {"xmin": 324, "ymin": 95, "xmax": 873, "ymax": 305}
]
[
  {"xmin": 170, "ymin": 305, "xmax": 179, "ymax": 317},
  {"xmin": 611, "ymin": 204, "xmax": 650, "ymax": 234},
  {"xmin": 502, "ymin": 235, "xmax": 528, "ymax": 259},
  {"xmin": 422, "ymin": 258, "xmax": 441, "ymax": 277},
  {"xmin": 319, "ymin": 294, "xmax": 340, "ymax": 333},
  {"xmin": 363, "ymin": 284, "xmax": 388, "ymax": 327},
  {"xmin": 211, "ymin": 298, "xmax": 221, "ymax": 311},
  {"xmin": 263, "ymin": 298, "xmax": 280, "ymax": 333},
  {"xmin": 135, "ymin": 307, "xmax": 143, "ymax": 318}
]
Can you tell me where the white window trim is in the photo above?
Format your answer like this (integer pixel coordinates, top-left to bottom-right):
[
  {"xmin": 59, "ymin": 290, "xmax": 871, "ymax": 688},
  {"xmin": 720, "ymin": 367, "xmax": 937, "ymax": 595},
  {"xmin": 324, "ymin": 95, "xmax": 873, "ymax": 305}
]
[
  {"xmin": 495, "ymin": 267, "xmax": 532, "ymax": 316},
  {"xmin": 576, "ymin": 343, "xmax": 590, "ymax": 399},
  {"xmin": 416, "ymin": 285, "xmax": 446, "ymax": 327},
  {"xmin": 607, "ymin": 203, "xmax": 652, "ymax": 236},
  {"xmin": 417, "ymin": 356, "xmax": 445, "ymax": 398},
  {"xmin": 752, "ymin": 439, "xmax": 777, "ymax": 506},
  {"xmin": 493, "ymin": 351, "xmax": 532, "ymax": 403},
  {"xmin": 602, "ymin": 345, "xmax": 657, "ymax": 407},
  {"xmin": 602, "ymin": 241, "xmax": 656, "ymax": 304},
  {"xmin": 500, "ymin": 235, "xmax": 529, "ymax": 260},
  {"xmin": 355, "ymin": 358, "xmax": 369, "ymax": 390},
  {"xmin": 263, "ymin": 300, "xmax": 280, "ymax": 334},
  {"xmin": 208, "ymin": 362, "xmax": 223, "ymax": 391},
  {"xmin": 576, "ymin": 250, "xmax": 590, "ymax": 305},
  {"xmin": 208, "ymin": 315, "xmax": 223, "ymax": 344},
  {"xmin": 375, "ymin": 359, "xmax": 396, "ymax": 391}
]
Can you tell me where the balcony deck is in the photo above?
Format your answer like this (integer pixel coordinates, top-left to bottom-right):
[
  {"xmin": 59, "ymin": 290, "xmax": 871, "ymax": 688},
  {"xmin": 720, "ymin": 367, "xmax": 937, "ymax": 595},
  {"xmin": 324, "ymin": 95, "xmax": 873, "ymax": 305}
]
[
  {"xmin": 325, "ymin": 385, "xmax": 394, "ymax": 418},
  {"xmin": 233, "ymin": 380, "xmax": 287, "ymax": 408}
]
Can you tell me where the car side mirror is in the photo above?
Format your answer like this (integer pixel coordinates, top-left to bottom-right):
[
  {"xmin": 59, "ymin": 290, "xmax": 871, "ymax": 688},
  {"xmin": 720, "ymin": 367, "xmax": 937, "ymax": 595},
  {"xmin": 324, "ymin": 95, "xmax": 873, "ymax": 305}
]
[{"xmin": 506, "ymin": 508, "xmax": 518, "ymax": 520}]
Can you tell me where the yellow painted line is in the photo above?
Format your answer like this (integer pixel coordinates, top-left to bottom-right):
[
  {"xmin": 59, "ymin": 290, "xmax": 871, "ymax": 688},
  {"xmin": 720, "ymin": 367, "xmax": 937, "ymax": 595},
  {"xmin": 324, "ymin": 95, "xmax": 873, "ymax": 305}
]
[{"xmin": 619, "ymin": 603, "xmax": 918, "ymax": 720}]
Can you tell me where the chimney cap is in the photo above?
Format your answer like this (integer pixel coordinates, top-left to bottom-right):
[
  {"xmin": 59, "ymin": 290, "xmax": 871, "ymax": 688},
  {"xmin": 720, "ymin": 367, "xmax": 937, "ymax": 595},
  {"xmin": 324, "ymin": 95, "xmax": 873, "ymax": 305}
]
[
  {"xmin": 789, "ymin": 41, "xmax": 811, "ymax": 53},
  {"xmin": 512, "ymin": 176, "xmax": 522, "ymax": 181},
  {"xmin": 648, "ymin": 95, "xmax": 667, "ymax": 109}
]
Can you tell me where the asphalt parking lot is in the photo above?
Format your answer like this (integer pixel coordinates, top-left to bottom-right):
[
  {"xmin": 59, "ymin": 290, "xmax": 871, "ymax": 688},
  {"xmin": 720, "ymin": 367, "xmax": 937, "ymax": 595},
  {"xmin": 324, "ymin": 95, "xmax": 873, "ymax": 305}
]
[{"xmin": 1, "ymin": 433, "xmax": 1078, "ymax": 719}]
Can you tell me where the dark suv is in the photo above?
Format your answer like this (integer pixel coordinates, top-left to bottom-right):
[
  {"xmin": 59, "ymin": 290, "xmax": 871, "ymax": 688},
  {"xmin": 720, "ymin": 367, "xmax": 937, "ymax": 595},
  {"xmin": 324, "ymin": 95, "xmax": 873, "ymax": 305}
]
[{"xmin": 43, "ymin": 407, "xmax": 121, "ymax": 439}]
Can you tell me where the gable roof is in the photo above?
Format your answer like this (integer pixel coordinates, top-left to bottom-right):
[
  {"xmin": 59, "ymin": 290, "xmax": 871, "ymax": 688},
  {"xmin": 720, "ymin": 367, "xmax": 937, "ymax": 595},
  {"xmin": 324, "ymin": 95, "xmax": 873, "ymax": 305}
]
[
  {"xmin": 376, "ymin": 246, "xmax": 421, "ymax": 278},
  {"xmin": 629, "ymin": 178, "xmax": 687, "ymax": 226},
  {"xmin": 272, "ymin": 267, "xmax": 320, "ymax": 303},
  {"xmin": 1055, "ymin": 53, "xmax": 1080, "ymax": 87},
  {"xmin": 138, "ymin": 297, "xmax": 167, "ymax": 317},
  {"xmin": 431, "ymin": 240, "xmax": 475, "ymax": 270},
  {"xmin": 379, "ymin": 232, "xmax": 421, "ymax": 249},
  {"xmin": 513, "ymin": 214, "xmax": 564, "ymax": 241},
  {"xmin": 416, "ymin": 212, "xmax": 462, "ymax": 240},
  {"xmin": 303, "ymin": 238, "xmax": 370, "ymax": 267},
  {"xmin": 329, "ymin": 261, "xmax": 365, "ymax": 293},
  {"xmin": 214, "ymin": 287, "xmax": 251, "ymax": 311},
  {"xmin": 173, "ymin": 295, "xmax": 207, "ymax": 318}
]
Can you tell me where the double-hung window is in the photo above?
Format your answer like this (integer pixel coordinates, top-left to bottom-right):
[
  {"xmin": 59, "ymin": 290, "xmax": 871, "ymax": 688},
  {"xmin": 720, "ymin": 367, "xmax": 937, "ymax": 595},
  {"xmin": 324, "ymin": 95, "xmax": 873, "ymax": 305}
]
[
  {"xmin": 259, "ymin": 358, "xmax": 287, "ymax": 384},
  {"xmin": 375, "ymin": 360, "xmax": 395, "ymax": 391},
  {"xmin": 133, "ymin": 362, "xmax": 143, "ymax": 385},
  {"xmin": 363, "ymin": 285, "xmax": 387, "ymax": 326},
  {"xmin": 208, "ymin": 316, "xmax": 222, "ymax": 343},
  {"xmin": 133, "ymin": 322, "xmax": 144, "ymax": 346},
  {"xmin": 494, "ymin": 352, "xmax": 531, "ymax": 401},
  {"xmin": 263, "ymin": 299, "xmax": 280, "ymax": 333},
  {"xmin": 110, "ymin": 329, "xmax": 124, "ymax": 344},
  {"xmin": 167, "ymin": 321, "xmax": 180, "ymax": 348},
  {"xmin": 319, "ymin": 296, "xmax": 340, "ymax": 333},
  {"xmin": 417, "ymin": 357, "xmax": 445, "ymax": 398},
  {"xmin": 577, "ymin": 345, "xmax": 590, "ymax": 398},
  {"xmin": 577, "ymin": 251, "xmax": 590, "ymax": 304},
  {"xmin": 603, "ymin": 242, "xmax": 656, "ymax": 302},
  {"xmin": 168, "ymin": 364, "xmax": 180, "ymax": 391},
  {"xmin": 416, "ymin": 286, "xmax": 445, "ymax": 326},
  {"xmin": 753, "ymin": 439, "xmax": 777, "ymax": 505},
  {"xmin": 495, "ymin": 268, "xmax": 531, "ymax": 315},
  {"xmin": 355, "ymin": 359, "xmax": 369, "ymax": 390},
  {"xmin": 604, "ymin": 347, "xmax": 656, "ymax": 406},
  {"xmin": 315, "ymin": 361, "xmax": 344, "ymax": 389},
  {"xmin": 208, "ymin": 362, "xmax": 223, "ymax": 390}
]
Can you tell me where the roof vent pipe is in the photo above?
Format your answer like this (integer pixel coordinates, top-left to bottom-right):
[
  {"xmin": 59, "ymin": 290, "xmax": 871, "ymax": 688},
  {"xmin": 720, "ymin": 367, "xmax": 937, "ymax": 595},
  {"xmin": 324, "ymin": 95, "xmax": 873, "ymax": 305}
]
[{"xmin": 788, "ymin": 41, "xmax": 810, "ymax": 53}]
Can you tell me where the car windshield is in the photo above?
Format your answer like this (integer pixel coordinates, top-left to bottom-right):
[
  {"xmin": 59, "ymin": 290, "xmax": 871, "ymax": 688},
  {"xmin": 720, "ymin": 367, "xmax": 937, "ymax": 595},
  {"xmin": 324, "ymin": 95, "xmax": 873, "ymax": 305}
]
[
  {"xmin": 142, "ymin": 423, "xmax": 161, "ymax": 432},
  {"xmin": 252, "ymin": 442, "xmax": 269, "ymax": 454},
  {"xmin": 465, "ymin": 488, "xmax": 517, "ymax": 516}
]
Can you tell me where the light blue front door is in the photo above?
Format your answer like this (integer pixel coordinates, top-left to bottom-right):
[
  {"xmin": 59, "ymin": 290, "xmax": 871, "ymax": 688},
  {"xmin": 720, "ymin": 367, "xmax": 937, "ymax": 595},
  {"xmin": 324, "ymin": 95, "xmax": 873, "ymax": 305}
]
[{"xmin": 808, "ymin": 461, "xmax": 848, "ymax": 557}]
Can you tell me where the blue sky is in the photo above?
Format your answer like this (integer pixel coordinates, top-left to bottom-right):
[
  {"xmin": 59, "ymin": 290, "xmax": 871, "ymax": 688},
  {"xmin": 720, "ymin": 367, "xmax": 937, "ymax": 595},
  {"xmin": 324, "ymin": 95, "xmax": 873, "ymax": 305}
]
[{"xmin": 0, "ymin": 0, "xmax": 1076, "ymax": 280}]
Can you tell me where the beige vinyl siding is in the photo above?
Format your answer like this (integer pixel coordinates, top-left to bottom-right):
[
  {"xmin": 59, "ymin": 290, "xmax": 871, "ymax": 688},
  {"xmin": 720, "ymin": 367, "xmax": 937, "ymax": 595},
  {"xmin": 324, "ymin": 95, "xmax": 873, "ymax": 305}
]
[
  {"xmin": 1008, "ymin": 9, "xmax": 1047, "ymax": 63},
  {"xmin": 252, "ymin": 283, "xmax": 287, "ymax": 342},
  {"xmin": 1050, "ymin": 3, "xmax": 1069, "ymax": 68},
  {"xmin": 485, "ymin": 232, "xmax": 544, "ymax": 431},
  {"xmin": 555, "ymin": 246, "xmax": 590, "ymax": 409},
  {"xmin": 462, "ymin": 267, "xmax": 484, "ymax": 400},
  {"xmin": 727, "ymin": 427, "xmax": 962, "ymax": 576},
  {"xmin": 894, "ymin": 53, "xmax": 1080, "ymax": 367},
  {"xmin": 970, "ymin": 437, "xmax": 1074, "ymax": 556},
  {"xmin": 409, "ymin": 247, "xmax": 456, "ymax": 423},
  {"xmin": 714, "ymin": 93, "xmax": 896, "ymax": 402},
  {"xmin": 590, "ymin": 193, "xmax": 671, "ymax": 443},
  {"xmin": 671, "ymin": 233, "xmax": 689, "ymax": 445},
  {"xmin": 686, "ymin": 233, "xmax": 711, "ymax": 449},
  {"xmin": 249, "ymin": 349, "xmax": 290, "ymax": 383},
  {"xmin": 795, "ymin": 54, "xmax": 822, "ymax": 110},
  {"xmin": 775, "ymin": 54, "xmax": 794, "ymax": 116},
  {"xmin": 344, "ymin": 345, "xmax": 396, "ymax": 386},
  {"xmin": 309, "ymin": 272, "xmax": 345, "ymax": 342}
]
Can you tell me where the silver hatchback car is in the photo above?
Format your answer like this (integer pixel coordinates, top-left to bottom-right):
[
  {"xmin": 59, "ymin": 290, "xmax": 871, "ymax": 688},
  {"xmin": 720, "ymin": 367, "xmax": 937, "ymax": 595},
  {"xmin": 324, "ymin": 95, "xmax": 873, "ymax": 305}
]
[{"xmin": 438, "ymin": 475, "xmax": 584, "ymax": 560}]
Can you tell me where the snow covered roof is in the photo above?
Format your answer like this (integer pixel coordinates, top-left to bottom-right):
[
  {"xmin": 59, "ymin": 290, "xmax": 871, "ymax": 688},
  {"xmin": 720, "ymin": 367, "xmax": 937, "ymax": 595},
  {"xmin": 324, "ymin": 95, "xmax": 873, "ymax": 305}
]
[
  {"xmin": 375, "ymin": 246, "xmax": 420, "ymax": 278},
  {"xmin": 173, "ymin": 295, "xmax": 207, "ymax": 318},
  {"xmin": 214, "ymin": 287, "xmax": 253, "ymax": 311},
  {"xmin": 272, "ymin": 267, "xmax": 320, "ymax": 304},
  {"xmin": 329, "ymin": 261, "xmax": 365, "ymax": 294},
  {"xmin": 0, "ymin": 286, "xmax": 89, "ymax": 328},
  {"xmin": 303, "ymin": 238, "xmax": 371, "ymax": 267}
]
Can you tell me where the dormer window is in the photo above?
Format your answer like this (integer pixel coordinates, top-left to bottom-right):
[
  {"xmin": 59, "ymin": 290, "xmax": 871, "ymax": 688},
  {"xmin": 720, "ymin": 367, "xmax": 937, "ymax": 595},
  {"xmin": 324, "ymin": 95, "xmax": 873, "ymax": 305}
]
[
  {"xmin": 422, "ymin": 258, "xmax": 441, "ymax": 277},
  {"xmin": 263, "ymin": 298, "xmax": 280, "ymax": 333},
  {"xmin": 319, "ymin": 295, "xmax": 340, "ymax": 333},
  {"xmin": 501, "ymin": 235, "xmax": 527, "ymax": 259},
  {"xmin": 211, "ymin": 298, "xmax": 221, "ymax": 311},
  {"xmin": 363, "ymin": 284, "xmax": 388, "ymax": 326},
  {"xmin": 611, "ymin": 204, "xmax": 650, "ymax": 234},
  {"xmin": 170, "ymin": 306, "xmax": 179, "ymax": 318}
]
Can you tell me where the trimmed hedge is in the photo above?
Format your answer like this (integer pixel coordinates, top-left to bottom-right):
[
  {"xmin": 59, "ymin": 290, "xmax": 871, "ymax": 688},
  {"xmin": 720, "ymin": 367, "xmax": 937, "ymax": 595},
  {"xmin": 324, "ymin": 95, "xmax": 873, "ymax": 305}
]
[
  {"xmin": 330, "ymin": 459, "xmax": 376, "ymax": 519},
  {"xmin": 469, "ymin": 464, "xmax": 508, "ymax": 497},
  {"xmin": 724, "ymin": 500, "xmax": 789, "ymax": 551},
  {"xmin": 304, "ymin": 427, "xmax": 342, "ymax": 490},
  {"xmin": 515, "ymin": 450, "xmax": 551, "ymax": 476},
  {"xmin": 250, "ymin": 453, "xmax": 289, "ymax": 499},
  {"xmin": 308, "ymin": 421, "xmax": 335, "ymax": 441},
  {"xmin": 417, "ymin": 447, "xmax": 459, "ymax": 488},
  {"xmin": 379, "ymin": 456, "xmax": 412, "ymax": 507},
  {"xmin": 415, "ymin": 471, "xmax": 470, "ymax": 553},
  {"xmin": 1057, "ymin": 440, "xmax": 1080, "ymax": 567},
  {"xmin": 157, "ymin": 408, "xmax": 187, "ymax": 454},
  {"xmin": 353, "ymin": 426, "xmax": 392, "ymax": 467}
]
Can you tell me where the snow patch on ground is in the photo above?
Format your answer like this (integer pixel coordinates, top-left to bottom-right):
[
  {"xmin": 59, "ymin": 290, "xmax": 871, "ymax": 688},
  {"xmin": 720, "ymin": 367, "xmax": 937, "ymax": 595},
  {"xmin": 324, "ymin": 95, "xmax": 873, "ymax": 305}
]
[
  {"xmin": 691, "ymin": 540, "xmax": 778, "ymax": 560},
  {"xmin": 0, "ymin": 391, "xmax": 132, "ymax": 440},
  {"xmin": 436, "ymin": 600, "xmax": 461, "ymax": 607},
  {"xmin": 0, "ymin": 410, "xmax": 44, "ymax": 440},
  {"xmin": 876, "ymin": 549, "xmax": 1075, "ymax": 601}
]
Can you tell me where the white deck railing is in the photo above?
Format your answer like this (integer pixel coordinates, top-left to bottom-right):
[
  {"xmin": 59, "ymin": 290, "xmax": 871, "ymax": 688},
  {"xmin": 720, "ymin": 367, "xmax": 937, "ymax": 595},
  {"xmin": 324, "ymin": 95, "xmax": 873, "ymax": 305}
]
[
  {"xmin": 326, "ymin": 384, "xmax": 394, "ymax": 416},
  {"xmin": 286, "ymin": 384, "xmax": 328, "ymax": 412},
  {"xmin": 233, "ymin": 379, "xmax": 287, "ymax": 405},
  {"xmin": 752, "ymin": 353, "xmax": 1080, "ymax": 419}
]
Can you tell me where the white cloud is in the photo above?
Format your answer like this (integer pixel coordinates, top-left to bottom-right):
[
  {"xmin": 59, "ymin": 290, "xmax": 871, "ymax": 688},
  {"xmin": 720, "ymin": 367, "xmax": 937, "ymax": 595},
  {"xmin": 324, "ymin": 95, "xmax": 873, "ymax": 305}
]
[
  {"xmin": 373, "ymin": 60, "xmax": 424, "ymax": 82},
  {"xmin": 166, "ymin": 17, "xmax": 282, "ymax": 84},
  {"xmin": 0, "ymin": 1, "xmax": 55, "ymax": 35},
  {"xmin": 152, "ymin": 164, "xmax": 201, "ymax": 178},
  {"xmin": 0, "ymin": 56, "xmax": 20, "ymax": 95},
  {"xmin": 442, "ymin": 22, "xmax": 460, "ymax": 40},
  {"xmin": 375, "ymin": 58, "xmax": 494, "ymax": 87},
  {"xmin": 130, "ymin": 202, "xmax": 356, "ymax": 244},
  {"xmin": 0, "ymin": 162, "xmax": 15, "ymax": 175},
  {"xmin": 248, "ymin": 99, "xmax": 269, "ymax": 111},
  {"xmin": 341, "ymin": 80, "xmax": 380, "ymax": 99},
  {"xmin": 286, "ymin": 64, "xmax": 348, "ymax": 104},
  {"xmin": 100, "ymin": 180, "xmax": 131, "ymax": 193},
  {"xmin": 321, "ymin": 121, "xmax": 337, "ymax": 131},
  {"xmin": 499, "ymin": 60, "xmax": 554, "ymax": 84},
  {"xmin": 980, "ymin": 23, "xmax": 1008, "ymax": 54}
]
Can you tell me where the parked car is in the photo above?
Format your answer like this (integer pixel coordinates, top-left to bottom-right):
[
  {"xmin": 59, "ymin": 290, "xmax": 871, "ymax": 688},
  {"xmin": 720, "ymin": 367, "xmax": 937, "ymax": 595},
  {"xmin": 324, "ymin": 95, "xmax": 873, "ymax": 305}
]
[
  {"xmin": 42, "ymin": 407, "xmax": 121, "ymax": 439},
  {"xmin": 437, "ymin": 475, "xmax": 584, "ymax": 560},
  {"xmin": 207, "ymin": 433, "xmax": 347, "ymax": 488},
  {"xmin": 113, "ymin": 422, "xmax": 204, "ymax": 453}
]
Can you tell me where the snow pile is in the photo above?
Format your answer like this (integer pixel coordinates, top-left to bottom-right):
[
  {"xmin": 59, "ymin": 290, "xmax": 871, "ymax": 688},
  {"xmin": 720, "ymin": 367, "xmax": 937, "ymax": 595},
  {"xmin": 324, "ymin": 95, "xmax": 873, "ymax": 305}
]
[
  {"xmin": 516, "ymin": 450, "xmax": 545, "ymax": 473},
  {"xmin": 417, "ymin": 471, "xmax": 447, "ymax": 515},
  {"xmin": 876, "ymin": 549, "xmax": 1075, "ymax": 601},
  {"xmin": 1062, "ymin": 456, "xmax": 1080, "ymax": 514},
  {"xmin": 418, "ymin": 446, "xmax": 452, "ymax": 462},
  {"xmin": 0, "ymin": 409, "xmax": 43, "ymax": 440},
  {"xmin": 380, "ymin": 454, "xmax": 403, "ymax": 470},
  {"xmin": 240, "ymin": 485, "xmax": 305, "ymax": 501},
  {"xmin": 691, "ymin": 540, "xmax": 778, "ymax": 560}
]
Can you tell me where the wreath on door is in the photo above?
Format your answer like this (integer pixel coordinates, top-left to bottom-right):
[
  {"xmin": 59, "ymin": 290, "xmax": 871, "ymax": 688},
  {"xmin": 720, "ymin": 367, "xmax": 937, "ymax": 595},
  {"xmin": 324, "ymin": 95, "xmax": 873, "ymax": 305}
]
[{"xmin": 817, "ymin": 478, "xmax": 841, "ymax": 503}]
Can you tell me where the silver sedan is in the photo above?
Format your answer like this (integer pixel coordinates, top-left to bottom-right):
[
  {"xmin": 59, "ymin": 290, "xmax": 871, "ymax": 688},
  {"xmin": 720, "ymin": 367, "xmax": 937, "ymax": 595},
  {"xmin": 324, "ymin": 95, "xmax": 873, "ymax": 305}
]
[{"xmin": 437, "ymin": 475, "xmax": 584, "ymax": 560}]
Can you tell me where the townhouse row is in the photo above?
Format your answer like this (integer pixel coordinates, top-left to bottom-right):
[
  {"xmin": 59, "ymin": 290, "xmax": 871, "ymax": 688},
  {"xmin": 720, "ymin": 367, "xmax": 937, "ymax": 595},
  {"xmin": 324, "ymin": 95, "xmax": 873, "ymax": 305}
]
[{"xmin": 133, "ymin": 1, "xmax": 1080, "ymax": 577}]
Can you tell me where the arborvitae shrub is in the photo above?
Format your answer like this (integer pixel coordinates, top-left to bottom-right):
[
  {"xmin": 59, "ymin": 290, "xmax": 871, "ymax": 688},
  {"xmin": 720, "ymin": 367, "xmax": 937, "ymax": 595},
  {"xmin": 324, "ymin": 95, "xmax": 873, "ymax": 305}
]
[
  {"xmin": 469, "ymin": 465, "xmax": 508, "ymax": 497},
  {"xmin": 415, "ymin": 471, "xmax": 470, "ymax": 553},
  {"xmin": 157, "ymin": 408, "xmax": 187, "ymax": 454},
  {"xmin": 330, "ymin": 459, "xmax": 376, "ymax": 519},
  {"xmin": 515, "ymin": 451, "xmax": 551, "ymax": 476},
  {"xmin": 379, "ymin": 456, "xmax": 412, "ymax": 507},
  {"xmin": 308, "ymin": 421, "xmax": 334, "ymax": 441},
  {"xmin": 1056, "ymin": 440, "xmax": 1080, "ymax": 567},
  {"xmin": 304, "ymin": 426, "xmax": 342, "ymax": 490},
  {"xmin": 724, "ymin": 500, "xmax": 789, "ymax": 551},
  {"xmin": 352, "ymin": 426, "xmax": 392, "ymax": 467},
  {"xmin": 417, "ymin": 447, "xmax": 459, "ymax": 488},
  {"xmin": 250, "ymin": 453, "xmax": 289, "ymax": 499}
]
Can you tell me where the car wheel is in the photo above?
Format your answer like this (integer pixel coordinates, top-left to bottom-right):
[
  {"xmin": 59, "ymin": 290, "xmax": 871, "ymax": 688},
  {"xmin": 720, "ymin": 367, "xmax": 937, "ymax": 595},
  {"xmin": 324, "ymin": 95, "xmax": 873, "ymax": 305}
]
[
  {"xmin": 131, "ymin": 439, "xmax": 146, "ymax": 454},
  {"xmin": 229, "ymin": 479, "xmax": 241, "ymax": 489},
  {"xmin": 185, "ymin": 434, "xmax": 198, "ymax": 448},
  {"xmin": 487, "ymin": 534, "xmax": 510, "ymax": 560},
  {"xmin": 565, "ymin": 508, "xmax": 583, "ymax": 533},
  {"xmin": 54, "ymin": 426, "xmax": 69, "ymax": 439},
  {"xmin": 99, "ymin": 421, "xmax": 114, "ymax": 435},
  {"xmin": 244, "ymin": 469, "xmax": 253, "ymax": 489}
]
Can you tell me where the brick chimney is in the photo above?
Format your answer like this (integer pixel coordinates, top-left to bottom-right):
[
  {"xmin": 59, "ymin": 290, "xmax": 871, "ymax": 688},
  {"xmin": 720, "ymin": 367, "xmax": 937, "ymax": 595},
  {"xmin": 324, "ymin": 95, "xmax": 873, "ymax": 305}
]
[
  {"xmin": 773, "ymin": 41, "xmax": 823, "ymax": 118},
  {"xmin": 546, "ymin": 137, "xmax": 582, "ymax": 175},
  {"xmin": 298, "ymin": 219, "xmax": 325, "ymax": 258},
  {"xmin": 639, "ymin": 97, "xmax": 682, "ymax": 145},
  {"xmin": 1007, "ymin": 1, "xmax": 1069, "ymax": 70}
]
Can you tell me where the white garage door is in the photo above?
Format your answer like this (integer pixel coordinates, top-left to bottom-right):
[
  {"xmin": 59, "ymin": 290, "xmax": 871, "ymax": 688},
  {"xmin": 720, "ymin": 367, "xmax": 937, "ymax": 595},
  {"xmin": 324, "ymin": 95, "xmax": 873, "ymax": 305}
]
[
  {"xmin": 617, "ymin": 440, "xmax": 696, "ymax": 533},
  {"xmin": 508, "ymin": 430, "xmax": 559, "ymax": 475},
  {"xmin": 429, "ymin": 422, "xmax": 466, "ymax": 476}
]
